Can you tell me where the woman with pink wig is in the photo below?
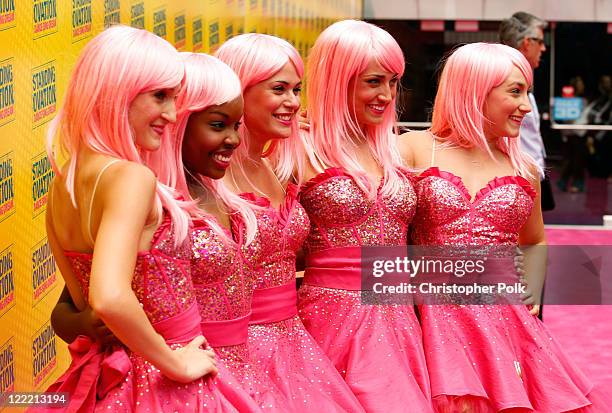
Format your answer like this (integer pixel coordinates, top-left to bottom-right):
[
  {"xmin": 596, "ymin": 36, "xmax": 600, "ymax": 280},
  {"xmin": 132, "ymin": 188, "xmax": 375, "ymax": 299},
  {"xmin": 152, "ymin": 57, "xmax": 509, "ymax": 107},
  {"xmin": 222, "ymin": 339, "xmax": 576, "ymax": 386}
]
[
  {"xmin": 42, "ymin": 27, "xmax": 256, "ymax": 412},
  {"xmin": 296, "ymin": 20, "xmax": 434, "ymax": 412},
  {"xmin": 150, "ymin": 51, "xmax": 295, "ymax": 411},
  {"xmin": 215, "ymin": 34, "xmax": 365, "ymax": 412},
  {"xmin": 402, "ymin": 42, "xmax": 610, "ymax": 412}
]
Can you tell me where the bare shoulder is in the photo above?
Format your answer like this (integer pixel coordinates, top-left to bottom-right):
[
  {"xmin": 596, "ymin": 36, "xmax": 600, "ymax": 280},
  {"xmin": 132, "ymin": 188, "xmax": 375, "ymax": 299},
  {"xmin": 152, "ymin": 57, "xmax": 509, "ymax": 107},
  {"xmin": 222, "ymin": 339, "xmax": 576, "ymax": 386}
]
[
  {"xmin": 398, "ymin": 130, "xmax": 433, "ymax": 147},
  {"xmin": 95, "ymin": 160, "xmax": 157, "ymax": 205},
  {"xmin": 398, "ymin": 130, "xmax": 435, "ymax": 168},
  {"xmin": 102, "ymin": 160, "xmax": 155, "ymax": 186},
  {"xmin": 301, "ymin": 158, "xmax": 323, "ymax": 184},
  {"xmin": 526, "ymin": 163, "xmax": 542, "ymax": 193},
  {"xmin": 297, "ymin": 131, "xmax": 326, "ymax": 183}
]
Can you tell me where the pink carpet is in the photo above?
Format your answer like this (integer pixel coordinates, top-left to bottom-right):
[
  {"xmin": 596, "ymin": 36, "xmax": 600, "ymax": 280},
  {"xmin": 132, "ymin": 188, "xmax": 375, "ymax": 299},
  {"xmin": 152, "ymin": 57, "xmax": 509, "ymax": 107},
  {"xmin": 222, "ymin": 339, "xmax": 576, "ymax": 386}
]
[
  {"xmin": 543, "ymin": 227, "xmax": 612, "ymax": 389},
  {"xmin": 545, "ymin": 227, "xmax": 612, "ymax": 246}
]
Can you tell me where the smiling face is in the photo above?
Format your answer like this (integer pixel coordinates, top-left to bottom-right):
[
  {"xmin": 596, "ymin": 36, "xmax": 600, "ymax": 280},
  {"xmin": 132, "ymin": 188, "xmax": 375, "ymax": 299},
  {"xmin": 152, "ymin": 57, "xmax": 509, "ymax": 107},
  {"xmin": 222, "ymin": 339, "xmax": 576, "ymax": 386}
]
[
  {"xmin": 348, "ymin": 58, "xmax": 399, "ymax": 128},
  {"xmin": 483, "ymin": 66, "xmax": 532, "ymax": 140},
  {"xmin": 182, "ymin": 96, "xmax": 244, "ymax": 180},
  {"xmin": 128, "ymin": 85, "xmax": 181, "ymax": 151},
  {"xmin": 242, "ymin": 61, "xmax": 301, "ymax": 145}
]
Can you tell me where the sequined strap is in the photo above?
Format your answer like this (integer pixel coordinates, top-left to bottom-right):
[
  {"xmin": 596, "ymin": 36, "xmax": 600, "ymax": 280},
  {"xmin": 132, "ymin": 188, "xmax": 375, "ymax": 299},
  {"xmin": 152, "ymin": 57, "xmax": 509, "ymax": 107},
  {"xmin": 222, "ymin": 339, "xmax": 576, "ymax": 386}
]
[
  {"xmin": 303, "ymin": 247, "xmax": 363, "ymax": 291},
  {"xmin": 200, "ymin": 312, "xmax": 251, "ymax": 347},
  {"xmin": 250, "ymin": 282, "xmax": 298, "ymax": 324},
  {"xmin": 152, "ymin": 302, "xmax": 202, "ymax": 344}
]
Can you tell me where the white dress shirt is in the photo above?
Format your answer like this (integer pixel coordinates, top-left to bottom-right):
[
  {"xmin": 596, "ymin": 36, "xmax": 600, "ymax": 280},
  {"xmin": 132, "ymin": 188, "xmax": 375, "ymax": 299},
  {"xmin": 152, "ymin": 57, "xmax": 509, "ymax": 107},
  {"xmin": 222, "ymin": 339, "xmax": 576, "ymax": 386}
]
[{"xmin": 520, "ymin": 93, "xmax": 546, "ymax": 179}]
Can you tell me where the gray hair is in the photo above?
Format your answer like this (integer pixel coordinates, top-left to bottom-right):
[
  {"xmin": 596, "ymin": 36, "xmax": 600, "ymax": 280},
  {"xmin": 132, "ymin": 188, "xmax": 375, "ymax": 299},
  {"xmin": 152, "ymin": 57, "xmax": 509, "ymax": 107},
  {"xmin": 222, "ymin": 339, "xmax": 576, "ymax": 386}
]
[{"xmin": 499, "ymin": 11, "xmax": 547, "ymax": 49}]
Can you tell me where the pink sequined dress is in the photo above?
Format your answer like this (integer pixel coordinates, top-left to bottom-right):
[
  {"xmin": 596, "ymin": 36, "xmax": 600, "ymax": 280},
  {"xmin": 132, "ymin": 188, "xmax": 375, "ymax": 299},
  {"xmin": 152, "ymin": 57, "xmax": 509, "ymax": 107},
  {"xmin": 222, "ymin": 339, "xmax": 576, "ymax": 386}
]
[
  {"xmin": 240, "ymin": 184, "xmax": 365, "ymax": 412},
  {"xmin": 412, "ymin": 166, "xmax": 610, "ymax": 412},
  {"xmin": 191, "ymin": 219, "xmax": 290, "ymax": 411},
  {"xmin": 40, "ymin": 217, "xmax": 261, "ymax": 412},
  {"xmin": 297, "ymin": 168, "xmax": 433, "ymax": 413}
]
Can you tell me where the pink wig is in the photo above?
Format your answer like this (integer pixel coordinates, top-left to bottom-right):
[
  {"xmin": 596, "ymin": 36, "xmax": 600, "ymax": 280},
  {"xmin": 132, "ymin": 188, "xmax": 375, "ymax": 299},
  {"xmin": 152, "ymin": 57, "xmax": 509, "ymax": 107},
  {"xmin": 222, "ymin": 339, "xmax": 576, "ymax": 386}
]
[
  {"xmin": 305, "ymin": 19, "xmax": 407, "ymax": 197},
  {"xmin": 430, "ymin": 42, "xmax": 535, "ymax": 178},
  {"xmin": 215, "ymin": 33, "xmax": 305, "ymax": 183},
  {"xmin": 46, "ymin": 25, "xmax": 191, "ymax": 244},
  {"xmin": 149, "ymin": 52, "xmax": 259, "ymax": 244}
]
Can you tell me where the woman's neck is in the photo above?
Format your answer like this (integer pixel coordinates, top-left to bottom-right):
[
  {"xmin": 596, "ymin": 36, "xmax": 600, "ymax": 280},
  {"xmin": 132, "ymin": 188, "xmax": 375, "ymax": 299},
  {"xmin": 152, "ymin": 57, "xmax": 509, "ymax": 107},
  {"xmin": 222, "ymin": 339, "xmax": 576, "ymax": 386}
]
[
  {"xmin": 186, "ymin": 176, "xmax": 217, "ymax": 208},
  {"xmin": 246, "ymin": 131, "xmax": 268, "ymax": 161}
]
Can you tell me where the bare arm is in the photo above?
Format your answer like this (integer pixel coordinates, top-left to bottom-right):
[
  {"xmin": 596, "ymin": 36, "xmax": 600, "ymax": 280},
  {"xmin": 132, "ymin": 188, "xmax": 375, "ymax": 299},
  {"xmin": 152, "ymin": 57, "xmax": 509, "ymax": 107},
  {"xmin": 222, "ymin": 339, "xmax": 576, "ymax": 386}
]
[
  {"xmin": 518, "ymin": 173, "xmax": 547, "ymax": 316},
  {"xmin": 88, "ymin": 162, "xmax": 214, "ymax": 382},
  {"xmin": 51, "ymin": 286, "xmax": 115, "ymax": 345}
]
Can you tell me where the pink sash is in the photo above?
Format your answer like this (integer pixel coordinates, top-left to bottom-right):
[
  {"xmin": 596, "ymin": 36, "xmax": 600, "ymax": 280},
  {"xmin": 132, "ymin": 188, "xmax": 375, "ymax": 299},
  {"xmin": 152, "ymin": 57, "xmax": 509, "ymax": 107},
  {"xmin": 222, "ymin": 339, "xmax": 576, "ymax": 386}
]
[
  {"xmin": 303, "ymin": 248, "xmax": 519, "ymax": 295},
  {"xmin": 304, "ymin": 247, "xmax": 363, "ymax": 291},
  {"xmin": 200, "ymin": 313, "xmax": 251, "ymax": 347},
  {"xmin": 39, "ymin": 337, "xmax": 131, "ymax": 413},
  {"xmin": 38, "ymin": 304, "xmax": 203, "ymax": 412},
  {"xmin": 153, "ymin": 302, "xmax": 202, "ymax": 344},
  {"xmin": 250, "ymin": 282, "xmax": 297, "ymax": 324}
]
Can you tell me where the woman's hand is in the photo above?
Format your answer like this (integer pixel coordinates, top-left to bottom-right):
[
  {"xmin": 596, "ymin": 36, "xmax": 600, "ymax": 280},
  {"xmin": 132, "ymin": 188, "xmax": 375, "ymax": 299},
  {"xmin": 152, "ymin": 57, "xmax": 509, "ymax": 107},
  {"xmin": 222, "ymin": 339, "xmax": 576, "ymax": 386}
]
[
  {"xmin": 51, "ymin": 286, "xmax": 117, "ymax": 345},
  {"xmin": 518, "ymin": 169, "xmax": 547, "ymax": 318},
  {"xmin": 527, "ymin": 304, "xmax": 541, "ymax": 317},
  {"xmin": 78, "ymin": 306, "xmax": 117, "ymax": 346},
  {"xmin": 165, "ymin": 336, "xmax": 218, "ymax": 383},
  {"xmin": 519, "ymin": 282, "xmax": 541, "ymax": 315},
  {"xmin": 514, "ymin": 247, "xmax": 525, "ymax": 278},
  {"xmin": 514, "ymin": 248, "xmax": 540, "ymax": 316}
]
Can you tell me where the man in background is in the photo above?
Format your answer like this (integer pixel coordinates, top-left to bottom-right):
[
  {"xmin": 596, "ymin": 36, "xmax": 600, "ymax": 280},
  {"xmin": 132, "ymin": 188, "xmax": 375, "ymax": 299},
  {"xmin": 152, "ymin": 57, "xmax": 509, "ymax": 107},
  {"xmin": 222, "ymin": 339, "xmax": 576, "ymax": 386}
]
[
  {"xmin": 500, "ymin": 13, "xmax": 551, "ymax": 320},
  {"xmin": 499, "ymin": 12, "xmax": 555, "ymax": 211}
]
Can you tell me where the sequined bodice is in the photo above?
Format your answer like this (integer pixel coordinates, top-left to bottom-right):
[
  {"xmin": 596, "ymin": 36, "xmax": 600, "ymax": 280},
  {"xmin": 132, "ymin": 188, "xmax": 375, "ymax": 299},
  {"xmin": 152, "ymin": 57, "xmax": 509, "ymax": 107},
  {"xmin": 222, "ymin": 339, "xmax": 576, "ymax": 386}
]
[
  {"xmin": 240, "ymin": 184, "xmax": 309, "ymax": 290},
  {"xmin": 65, "ymin": 218, "xmax": 195, "ymax": 324},
  {"xmin": 410, "ymin": 167, "xmax": 536, "ymax": 245},
  {"xmin": 299, "ymin": 168, "xmax": 417, "ymax": 254},
  {"xmin": 191, "ymin": 220, "xmax": 253, "ymax": 322}
]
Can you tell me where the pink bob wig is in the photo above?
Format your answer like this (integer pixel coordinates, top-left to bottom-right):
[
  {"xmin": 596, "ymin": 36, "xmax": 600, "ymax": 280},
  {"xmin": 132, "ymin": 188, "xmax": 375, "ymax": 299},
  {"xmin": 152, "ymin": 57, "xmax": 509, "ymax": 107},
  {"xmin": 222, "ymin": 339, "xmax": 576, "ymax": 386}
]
[
  {"xmin": 46, "ymin": 25, "xmax": 191, "ymax": 244},
  {"xmin": 304, "ymin": 19, "xmax": 407, "ymax": 197},
  {"xmin": 215, "ymin": 33, "xmax": 305, "ymax": 183},
  {"xmin": 430, "ymin": 42, "xmax": 535, "ymax": 178},
  {"xmin": 149, "ymin": 52, "xmax": 259, "ymax": 244}
]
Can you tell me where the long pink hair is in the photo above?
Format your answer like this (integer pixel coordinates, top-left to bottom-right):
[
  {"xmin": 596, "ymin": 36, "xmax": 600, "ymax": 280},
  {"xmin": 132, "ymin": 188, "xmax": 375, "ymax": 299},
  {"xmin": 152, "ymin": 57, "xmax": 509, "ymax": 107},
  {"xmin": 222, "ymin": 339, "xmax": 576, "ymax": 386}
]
[
  {"xmin": 305, "ymin": 19, "xmax": 406, "ymax": 197},
  {"xmin": 149, "ymin": 52, "xmax": 259, "ymax": 244},
  {"xmin": 46, "ymin": 25, "xmax": 191, "ymax": 244},
  {"xmin": 215, "ymin": 33, "xmax": 305, "ymax": 183},
  {"xmin": 430, "ymin": 42, "xmax": 535, "ymax": 178}
]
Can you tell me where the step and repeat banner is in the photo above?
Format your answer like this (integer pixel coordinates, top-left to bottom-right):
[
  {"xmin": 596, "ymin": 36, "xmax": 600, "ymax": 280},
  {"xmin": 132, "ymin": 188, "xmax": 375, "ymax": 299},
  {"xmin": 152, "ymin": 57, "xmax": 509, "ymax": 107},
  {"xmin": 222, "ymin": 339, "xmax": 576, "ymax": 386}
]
[{"xmin": 0, "ymin": 0, "xmax": 361, "ymax": 399}]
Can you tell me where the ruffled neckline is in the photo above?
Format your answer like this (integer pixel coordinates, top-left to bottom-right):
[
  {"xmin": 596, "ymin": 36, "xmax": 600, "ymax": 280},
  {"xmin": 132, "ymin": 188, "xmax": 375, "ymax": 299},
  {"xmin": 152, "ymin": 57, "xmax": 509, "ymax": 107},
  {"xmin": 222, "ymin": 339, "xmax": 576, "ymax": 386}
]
[
  {"xmin": 300, "ymin": 167, "xmax": 416, "ymax": 194},
  {"xmin": 419, "ymin": 167, "xmax": 536, "ymax": 203},
  {"xmin": 239, "ymin": 182, "xmax": 300, "ymax": 228},
  {"xmin": 299, "ymin": 167, "xmax": 349, "ymax": 194}
]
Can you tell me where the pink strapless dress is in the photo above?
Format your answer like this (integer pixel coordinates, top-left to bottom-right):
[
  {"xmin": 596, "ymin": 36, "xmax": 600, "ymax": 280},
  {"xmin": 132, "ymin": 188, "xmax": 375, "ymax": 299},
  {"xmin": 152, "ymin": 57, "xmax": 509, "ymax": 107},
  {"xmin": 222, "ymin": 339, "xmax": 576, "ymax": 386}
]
[
  {"xmin": 411, "ymin": 167, "xmax": 611, "ymax": 412},
  {"xmin": 240, "ymin": 184, "xmax": 365, "ymax": 412},
  {"xmin": 191, "ymin": 219, "xmax": 290, "ymax": 411},
  {"xmin": 297, "ymin": 168, "xmax": 433, "ymax": 413},
  {"xmin": 37, "ymin": 217, "xmax": 260, "ymax": 412}
]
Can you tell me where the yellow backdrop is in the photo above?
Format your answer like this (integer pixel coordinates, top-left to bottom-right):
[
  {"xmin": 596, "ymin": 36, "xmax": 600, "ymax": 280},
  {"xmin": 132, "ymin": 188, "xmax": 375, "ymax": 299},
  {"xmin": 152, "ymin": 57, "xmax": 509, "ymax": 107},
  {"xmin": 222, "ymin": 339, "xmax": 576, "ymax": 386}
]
[{"xmin": 0, "ymin": 0, "xmax": 361, "ymax": 403}]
